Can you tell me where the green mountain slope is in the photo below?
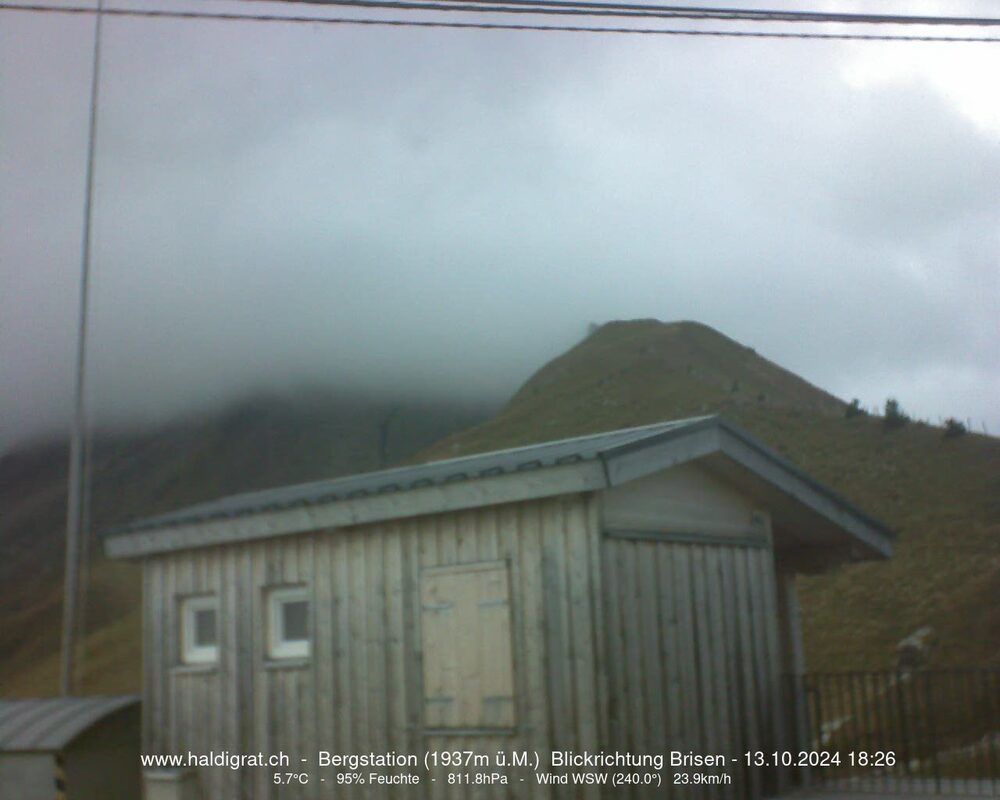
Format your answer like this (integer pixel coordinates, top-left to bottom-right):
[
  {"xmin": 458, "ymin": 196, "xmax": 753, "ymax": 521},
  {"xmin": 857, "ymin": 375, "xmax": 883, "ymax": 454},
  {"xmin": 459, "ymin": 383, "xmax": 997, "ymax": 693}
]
[{"xmin": 417, "ymin": 320, "xmax": 1000, "ymax": 670}]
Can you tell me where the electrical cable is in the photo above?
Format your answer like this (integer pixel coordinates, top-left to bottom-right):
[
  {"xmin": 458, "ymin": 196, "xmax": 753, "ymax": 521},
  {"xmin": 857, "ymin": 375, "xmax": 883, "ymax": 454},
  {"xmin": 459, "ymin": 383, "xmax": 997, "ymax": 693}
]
[
  {"xmin": 3, "ymin": 2, "xmax": 999, "ymax": 41},
  {"xmin": 250, "ymin": 0, "xmax": 1000, "ymax": 27}
]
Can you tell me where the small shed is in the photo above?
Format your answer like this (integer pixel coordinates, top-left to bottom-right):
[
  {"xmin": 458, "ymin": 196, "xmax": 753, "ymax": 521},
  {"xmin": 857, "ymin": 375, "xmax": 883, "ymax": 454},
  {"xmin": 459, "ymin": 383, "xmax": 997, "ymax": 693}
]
[
  {"xmin": 0, "ymin": 695, "xmax": 140, "ymax": 800},
  {"xmin": 104, "ymin": 415, "xmax": 892, "ymax": 800}
]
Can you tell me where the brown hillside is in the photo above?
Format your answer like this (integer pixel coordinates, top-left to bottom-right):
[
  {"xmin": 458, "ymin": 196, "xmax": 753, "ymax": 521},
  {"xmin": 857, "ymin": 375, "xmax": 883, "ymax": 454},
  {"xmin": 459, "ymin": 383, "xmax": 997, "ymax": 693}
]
[{"xmin": 418, "ymin": 320, "xmax": 1000, "ymax": 670}]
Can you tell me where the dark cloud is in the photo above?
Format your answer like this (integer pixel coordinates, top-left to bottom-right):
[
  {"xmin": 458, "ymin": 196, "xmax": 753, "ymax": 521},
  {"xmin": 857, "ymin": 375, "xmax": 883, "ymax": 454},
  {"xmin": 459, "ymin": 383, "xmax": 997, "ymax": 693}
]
[{"xmin": 3, "ymin": 2, "xmax": 999, "ymax": 448}]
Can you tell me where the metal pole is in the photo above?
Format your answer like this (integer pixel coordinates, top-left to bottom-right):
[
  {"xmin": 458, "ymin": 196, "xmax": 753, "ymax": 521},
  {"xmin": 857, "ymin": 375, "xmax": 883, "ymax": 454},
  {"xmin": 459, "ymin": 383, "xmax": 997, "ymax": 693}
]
[{"xmin": 59, "ymin": 0, "xmax": 104, "ymax": 697}]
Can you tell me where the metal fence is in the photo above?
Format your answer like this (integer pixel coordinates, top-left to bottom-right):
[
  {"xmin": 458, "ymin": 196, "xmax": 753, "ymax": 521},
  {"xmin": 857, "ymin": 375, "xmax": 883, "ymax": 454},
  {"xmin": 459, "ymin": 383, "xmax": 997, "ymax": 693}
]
[{"xmin": 785, "ymin": 669, "xmax": 1000, "ymax": 796}]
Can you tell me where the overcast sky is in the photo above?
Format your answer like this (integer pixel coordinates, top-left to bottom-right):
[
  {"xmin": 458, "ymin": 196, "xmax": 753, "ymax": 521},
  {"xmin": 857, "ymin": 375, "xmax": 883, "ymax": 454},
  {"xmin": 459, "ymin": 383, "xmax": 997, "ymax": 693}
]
[{"xmin": 2, "ymin": 0, "xmax": 998, "ymax": 451}]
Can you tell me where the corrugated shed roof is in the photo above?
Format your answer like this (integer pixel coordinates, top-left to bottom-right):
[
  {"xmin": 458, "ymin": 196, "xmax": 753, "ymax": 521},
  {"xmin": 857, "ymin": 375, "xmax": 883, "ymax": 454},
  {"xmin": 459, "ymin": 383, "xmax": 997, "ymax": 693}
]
[
  {"xmin": 0, "ymin": 696, "xmax": 139, "ymax": 752},
  {"xmin": 109, "ymin": 416, "xmax": 712, "ymax": 535}
]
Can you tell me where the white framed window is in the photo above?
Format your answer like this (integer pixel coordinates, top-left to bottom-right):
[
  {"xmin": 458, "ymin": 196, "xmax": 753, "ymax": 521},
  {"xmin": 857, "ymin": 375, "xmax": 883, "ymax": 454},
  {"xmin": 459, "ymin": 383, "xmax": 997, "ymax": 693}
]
[
  {"xmin": 267, "ymin": 586, "xmax": 310, "ymax": 660},
  {"xmin": 180, "ymin": 595, "xmax": 219, "ymax": 665}
]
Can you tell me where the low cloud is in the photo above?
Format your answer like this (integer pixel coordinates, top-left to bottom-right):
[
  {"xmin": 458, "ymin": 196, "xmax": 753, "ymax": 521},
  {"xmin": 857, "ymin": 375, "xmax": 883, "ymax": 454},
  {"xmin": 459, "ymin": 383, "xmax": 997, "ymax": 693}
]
[{"xmin": 2, "ymin": 4, "xmax": 998, "ymax": 449}]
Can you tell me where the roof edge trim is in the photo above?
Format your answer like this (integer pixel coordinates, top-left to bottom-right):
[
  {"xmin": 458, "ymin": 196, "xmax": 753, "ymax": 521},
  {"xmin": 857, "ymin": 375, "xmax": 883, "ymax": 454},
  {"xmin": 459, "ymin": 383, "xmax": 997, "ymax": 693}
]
[
  {"xmin": 102, "ymin": 415, "xmax": 892, "ymax": 562},
  {"xmin": 104, "ymin": 461, "xmax": 607, "ymax": 559},
  {"xmin": 714, "ymin": 425, "xmax": 893, "ymax": 559}
]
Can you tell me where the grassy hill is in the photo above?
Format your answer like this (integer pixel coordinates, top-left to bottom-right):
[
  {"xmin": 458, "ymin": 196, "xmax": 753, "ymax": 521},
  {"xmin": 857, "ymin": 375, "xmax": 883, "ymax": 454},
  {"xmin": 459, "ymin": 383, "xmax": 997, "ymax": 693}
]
[
  {"xmin": 2, "ymin": 319, "xmax": 996, "ymax": 697},
  {"xmin": 0, "ymin": 387, "xmax": 492, "ymax": 696},
  {"xmin": 418, "ymin": 320, "xmax": 1000, "ymax": 670}
]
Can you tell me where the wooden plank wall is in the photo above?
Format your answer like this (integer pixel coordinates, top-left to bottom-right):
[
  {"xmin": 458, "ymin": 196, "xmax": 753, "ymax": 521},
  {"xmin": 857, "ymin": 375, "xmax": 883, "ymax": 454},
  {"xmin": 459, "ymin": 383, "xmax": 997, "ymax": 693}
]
[
  {"xmin": 600, "ymin": 536, "xmax": 784, "ymax": 800},
  {"xmin": 142, "ymin": 493, "xmax": 604, "ymax": 800}
]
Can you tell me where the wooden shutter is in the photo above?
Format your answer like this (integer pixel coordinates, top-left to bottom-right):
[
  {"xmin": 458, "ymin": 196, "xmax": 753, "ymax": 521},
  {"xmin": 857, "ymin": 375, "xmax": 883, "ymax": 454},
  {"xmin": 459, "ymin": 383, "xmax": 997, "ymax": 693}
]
[{"xmin": 420, "ymin": 561, "xmax": 515, "ymax": 730}]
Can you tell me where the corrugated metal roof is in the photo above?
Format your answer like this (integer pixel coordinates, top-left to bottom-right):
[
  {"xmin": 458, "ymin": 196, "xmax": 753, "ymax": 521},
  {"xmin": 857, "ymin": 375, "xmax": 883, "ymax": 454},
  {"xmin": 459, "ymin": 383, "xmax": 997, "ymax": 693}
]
[
  {"xmin": 0, "ymin": 696, "xmax": 139, "ymax": 752},
  {"xmin": 108, "ymin": 416, "xmax": 714, "ymax": 535}
]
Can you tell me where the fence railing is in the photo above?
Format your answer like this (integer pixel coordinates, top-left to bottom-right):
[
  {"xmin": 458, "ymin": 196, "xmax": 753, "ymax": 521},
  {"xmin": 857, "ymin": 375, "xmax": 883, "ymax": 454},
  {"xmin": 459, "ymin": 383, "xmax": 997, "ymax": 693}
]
[{"xmin": 785, "ymin": 669, "xmax": 1000, "ymax": 796}]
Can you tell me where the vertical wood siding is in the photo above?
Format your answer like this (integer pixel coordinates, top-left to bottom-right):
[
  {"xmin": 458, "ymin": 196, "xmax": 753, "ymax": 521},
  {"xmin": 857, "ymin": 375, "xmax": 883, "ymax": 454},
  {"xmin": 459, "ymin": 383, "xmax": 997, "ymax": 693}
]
[
  {"xmin": 600, "ymin": 536, "xmax": 783, "ymax": 800},
  {"xmin": 143, "ymin": 493, "xmax": 604, "ymax": 800},
  {"xmin": 142, "ymin": 479, "xmax": 785, "ymax": 800}
]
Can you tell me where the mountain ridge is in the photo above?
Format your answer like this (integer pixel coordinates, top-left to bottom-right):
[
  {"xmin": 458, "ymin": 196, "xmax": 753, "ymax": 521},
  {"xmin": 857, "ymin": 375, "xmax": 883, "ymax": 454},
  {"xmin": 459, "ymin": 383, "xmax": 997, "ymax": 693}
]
[
  {"xmin": 416, "ymin": 320, "xmax": 999, "ymax": 671},
  {"xmin": 1, "ymin": 319, "xmax": 996, "ymax": 697}
]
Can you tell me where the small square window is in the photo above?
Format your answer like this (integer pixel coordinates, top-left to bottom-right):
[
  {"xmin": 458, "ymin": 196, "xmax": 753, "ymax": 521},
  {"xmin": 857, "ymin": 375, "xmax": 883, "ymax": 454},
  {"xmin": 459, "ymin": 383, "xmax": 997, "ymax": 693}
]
[
  {"xmin": 180, "ymin": 596, "xmax": 219, "ymax": 665},
  {"xmin": 267, "ymin": 586, "xmax": 310, "ymax": 660}
]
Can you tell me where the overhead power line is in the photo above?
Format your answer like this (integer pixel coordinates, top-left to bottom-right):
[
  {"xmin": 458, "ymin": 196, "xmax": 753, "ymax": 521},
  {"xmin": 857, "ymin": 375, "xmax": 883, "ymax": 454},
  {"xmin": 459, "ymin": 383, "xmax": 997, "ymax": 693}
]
[
  {"xmin": 251, "ymin": 0, "xmax": 1000, "ymax": 27},
  {"xmin": 3, "ymin": 2, "xmax": 1000, "ymax": 42}
]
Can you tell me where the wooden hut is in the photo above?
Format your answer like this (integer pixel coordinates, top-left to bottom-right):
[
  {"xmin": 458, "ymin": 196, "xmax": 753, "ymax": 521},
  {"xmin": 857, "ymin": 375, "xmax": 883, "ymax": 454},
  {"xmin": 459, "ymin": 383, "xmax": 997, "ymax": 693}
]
[
  {"xmin": 0, "ymin": 695, "xmax": 140, "ymax": 800},
  {"xmin": 104, "ymin": 415, "xmax": 892, "ymax": 800}
]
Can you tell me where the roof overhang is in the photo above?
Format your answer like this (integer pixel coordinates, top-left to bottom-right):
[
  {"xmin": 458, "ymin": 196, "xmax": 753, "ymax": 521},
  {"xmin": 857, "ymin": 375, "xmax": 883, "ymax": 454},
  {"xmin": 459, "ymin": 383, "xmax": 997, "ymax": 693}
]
[
  {"xmin": 104, "ymin": 460, "xmax": 608, "ymax": 559},
  {"xmin": 701, "ymin": 425, "xmax": 892, "ymax": 564},
  {"xmin": 0, "ymin": 695, "xmax": 139, "ymax": 753},
  {"xmin": 103, "ymin": 416, "xmax": 892, "ymax": 562}
]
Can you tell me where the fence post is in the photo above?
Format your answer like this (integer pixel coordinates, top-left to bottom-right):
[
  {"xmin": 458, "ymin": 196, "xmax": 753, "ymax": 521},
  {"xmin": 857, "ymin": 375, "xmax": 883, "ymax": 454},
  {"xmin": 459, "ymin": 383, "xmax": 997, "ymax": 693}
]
[
  {"xmin": 810, "ymin": 677, "xmax": 824, "ymax": 788},
  {"xmin": 894, "ymin": 672, "xmax": 912, "ymax": 779},
  {"xmin": 923, "ymin": 672, "xmax": 942, "ymax": 793},
  {"xmin": 986, "ymin": 670, "xmax": 999, "ymax": 789}
]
